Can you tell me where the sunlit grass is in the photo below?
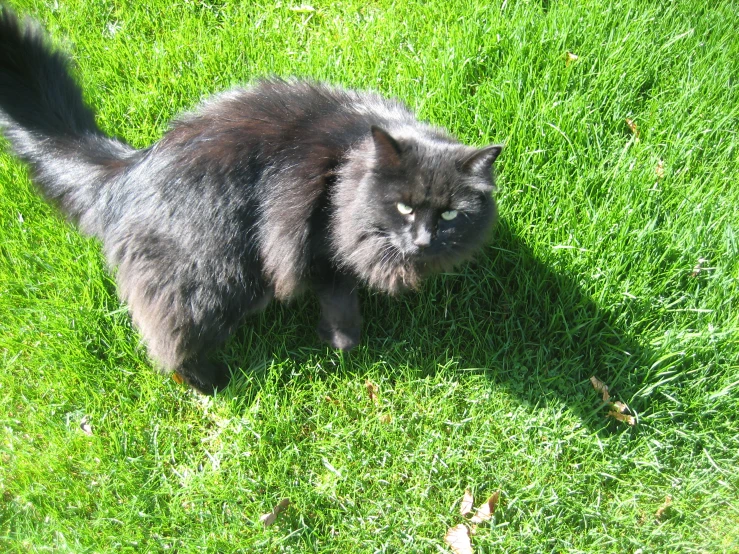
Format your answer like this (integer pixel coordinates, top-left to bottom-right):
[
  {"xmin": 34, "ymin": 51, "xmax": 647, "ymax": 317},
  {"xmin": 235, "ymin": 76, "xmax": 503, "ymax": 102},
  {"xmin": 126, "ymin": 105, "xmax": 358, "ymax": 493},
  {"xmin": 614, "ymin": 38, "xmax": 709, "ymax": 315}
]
[{"xmin": 1, "ymin": 0, "xmax": 737, "ymax": 551}]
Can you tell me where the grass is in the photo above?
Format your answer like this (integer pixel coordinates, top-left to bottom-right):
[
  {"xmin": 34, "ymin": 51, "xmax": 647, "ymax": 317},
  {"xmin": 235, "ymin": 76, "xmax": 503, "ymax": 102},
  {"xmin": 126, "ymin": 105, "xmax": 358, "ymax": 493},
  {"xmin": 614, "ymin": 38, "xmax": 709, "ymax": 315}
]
[{"xmin": 1, "ymin": 0, "xmax": 738, "ymax": 551}]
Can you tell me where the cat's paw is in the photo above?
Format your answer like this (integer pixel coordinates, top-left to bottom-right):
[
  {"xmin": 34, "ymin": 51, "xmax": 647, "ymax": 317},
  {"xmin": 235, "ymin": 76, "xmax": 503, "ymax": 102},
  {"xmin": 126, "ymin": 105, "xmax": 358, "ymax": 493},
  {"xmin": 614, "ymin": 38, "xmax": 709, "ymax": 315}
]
[{"xmin": 318, "ymin": 325, "xmax": 360, "ymax": 351}]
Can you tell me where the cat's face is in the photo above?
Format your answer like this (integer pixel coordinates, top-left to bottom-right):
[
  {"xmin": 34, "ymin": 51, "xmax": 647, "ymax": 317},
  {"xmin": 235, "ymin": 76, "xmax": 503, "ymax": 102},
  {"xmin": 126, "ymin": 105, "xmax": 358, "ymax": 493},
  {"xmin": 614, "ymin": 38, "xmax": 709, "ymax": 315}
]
[{"xmin": 333, "ymin": 127, "xmax": 501, "ymax": 293}]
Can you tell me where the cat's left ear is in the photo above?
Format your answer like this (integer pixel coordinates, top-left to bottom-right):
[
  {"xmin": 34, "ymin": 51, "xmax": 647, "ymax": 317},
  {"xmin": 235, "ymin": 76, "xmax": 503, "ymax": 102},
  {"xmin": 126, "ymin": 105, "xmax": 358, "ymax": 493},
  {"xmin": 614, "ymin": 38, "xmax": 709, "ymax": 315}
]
[
  {"xmin": 459, "ymin": 145, "xmax": 504, "ymax": 176},
  {"xmin": 371, "ymin": 126, "xmax": 403, "ymax": 167}
]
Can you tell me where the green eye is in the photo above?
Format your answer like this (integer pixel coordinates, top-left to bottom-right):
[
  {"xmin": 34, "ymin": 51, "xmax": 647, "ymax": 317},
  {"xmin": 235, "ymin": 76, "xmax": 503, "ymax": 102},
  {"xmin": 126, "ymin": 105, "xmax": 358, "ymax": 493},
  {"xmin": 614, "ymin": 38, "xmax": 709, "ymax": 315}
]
[
  {"xmin": 397, "ymin": 202, "xmax": 413, "ymax": 215},
  {"xmin": 441, "ymin": 210, "xmax": 458, "ymax": 221}
]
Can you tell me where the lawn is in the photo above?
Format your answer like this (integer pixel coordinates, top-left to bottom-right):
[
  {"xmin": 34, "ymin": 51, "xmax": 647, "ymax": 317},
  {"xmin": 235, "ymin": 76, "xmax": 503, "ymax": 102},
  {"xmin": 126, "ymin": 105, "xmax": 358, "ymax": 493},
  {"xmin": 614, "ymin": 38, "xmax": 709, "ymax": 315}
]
[{"xmin": 1, "ymin": 0, "xmax": 738, "ymax": 552}]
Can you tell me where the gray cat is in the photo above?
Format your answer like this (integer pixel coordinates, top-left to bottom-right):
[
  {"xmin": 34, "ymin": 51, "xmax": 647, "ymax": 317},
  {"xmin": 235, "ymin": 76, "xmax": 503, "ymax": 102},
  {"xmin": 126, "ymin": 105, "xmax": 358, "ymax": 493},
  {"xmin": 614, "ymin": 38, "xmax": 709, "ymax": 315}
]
[{"xmin": 0, "ymin": 8, "xmax": 502, "ymax": 393}]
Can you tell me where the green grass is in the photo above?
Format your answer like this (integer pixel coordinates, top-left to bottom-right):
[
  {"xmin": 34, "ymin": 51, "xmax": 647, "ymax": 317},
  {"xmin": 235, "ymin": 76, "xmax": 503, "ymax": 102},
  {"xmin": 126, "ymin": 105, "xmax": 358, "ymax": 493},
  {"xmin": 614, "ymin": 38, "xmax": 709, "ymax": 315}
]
[{"xmin": 1, "ymin": 0, "xmax": 738, "ymax": 551}]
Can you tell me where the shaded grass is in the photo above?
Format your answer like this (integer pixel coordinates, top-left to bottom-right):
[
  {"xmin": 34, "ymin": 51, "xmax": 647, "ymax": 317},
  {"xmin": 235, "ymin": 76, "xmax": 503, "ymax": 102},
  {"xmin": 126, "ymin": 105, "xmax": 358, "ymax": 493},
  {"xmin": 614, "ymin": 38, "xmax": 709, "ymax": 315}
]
[{"xmin": 1, "ymin": 0, "xmax": 738, "ymax": 552}]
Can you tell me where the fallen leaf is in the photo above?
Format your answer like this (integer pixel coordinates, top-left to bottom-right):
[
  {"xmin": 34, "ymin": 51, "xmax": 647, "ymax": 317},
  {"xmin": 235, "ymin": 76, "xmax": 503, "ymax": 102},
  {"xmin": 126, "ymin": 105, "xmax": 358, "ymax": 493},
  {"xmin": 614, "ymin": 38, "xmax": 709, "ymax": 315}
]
[
  {"xmin": 656, "ymin": 159, "xmax": 665, "ymax": 179},
  {"xmin": 260, "ymin": 498, "xmax": 290, "ymax": 527},
  {"xmin": 379, "ymin": 413, "xmax": 393, "ymax": 424},
  {"xmin": 691, "ymin": 257, "xmax": 707, "ymax": 277},
  {"xmin": 608, "ymin": 410, "xmax": 636, "ymax": 426},
  {"xmin": 626, "ymin": 118, "xmax": 640, "ymax": 142},
  {"xmin": 172, "ymin": 373, "xmax": 184, "ymax": 385},
  {"xmin": 365, "ymin": 380, "xmax": 379, "ymax": 404},
  {"xmin": 459, "ymin": 489, "xmax": 474, "ymax": 516},
  {"xmin": 80, "ymin": 416, "xmax": 93, "ymax": 436},
  {"xmin": 590, "ymin": 376, "xmax": 611, "ymax": 402},
  {"xmin": 612, "ymin": 400, "xmax": 632, "ymax": 414},
  {"xmin": 565, "ymin": 51, "xmax": 579, "ymax": 66},
  {"xmin": 445, "ymin": 524, "xmax": 473, "ymax": 554},
  {"xmin": 655, "ymin": 495, "xmax": 672, "ymax": 521},
  {"xmin": 324, "ymin": 395, "xmax": 341, "ymax": 406},
  {"xmin": 470, "ymin": 491, "xmax": 500, "ymax": 523}
]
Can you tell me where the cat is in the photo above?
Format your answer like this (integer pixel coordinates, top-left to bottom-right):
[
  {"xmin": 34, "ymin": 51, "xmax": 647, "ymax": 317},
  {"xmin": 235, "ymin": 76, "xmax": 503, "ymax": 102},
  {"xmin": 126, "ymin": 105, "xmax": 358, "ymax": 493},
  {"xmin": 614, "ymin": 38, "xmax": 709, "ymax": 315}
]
[{"xmin": 0, "ymin": 8, "xmax": 502, "ymax": 394}]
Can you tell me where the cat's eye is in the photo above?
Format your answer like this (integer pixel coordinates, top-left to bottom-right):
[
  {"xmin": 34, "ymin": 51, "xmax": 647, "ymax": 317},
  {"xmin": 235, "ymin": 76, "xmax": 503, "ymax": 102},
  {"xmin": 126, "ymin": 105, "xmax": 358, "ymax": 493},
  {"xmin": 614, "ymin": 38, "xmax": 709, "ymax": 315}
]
[
  {"xmin": 441, "ymin": 210, "xmax": 458, "ymax": 221},
  {"xmin": 397, "ymin": 202, "xmax": 413, "ymax": 215}
]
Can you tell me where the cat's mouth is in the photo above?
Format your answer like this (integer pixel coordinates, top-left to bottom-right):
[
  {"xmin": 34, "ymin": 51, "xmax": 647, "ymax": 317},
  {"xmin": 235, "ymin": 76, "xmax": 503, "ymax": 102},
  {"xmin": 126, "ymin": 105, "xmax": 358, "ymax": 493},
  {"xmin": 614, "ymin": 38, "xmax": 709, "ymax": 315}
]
[{"xmin": 389, "ymin": 234, "xmax": 448, "ymax": 261}]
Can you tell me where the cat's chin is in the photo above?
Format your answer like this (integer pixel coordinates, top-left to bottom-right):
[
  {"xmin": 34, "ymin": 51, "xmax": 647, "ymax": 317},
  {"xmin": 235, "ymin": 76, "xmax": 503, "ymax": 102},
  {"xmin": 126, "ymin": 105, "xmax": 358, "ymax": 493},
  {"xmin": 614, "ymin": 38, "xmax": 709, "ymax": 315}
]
[{"xmin": 361, "ymin": 253, "xmax": 466, "ymax": 295}]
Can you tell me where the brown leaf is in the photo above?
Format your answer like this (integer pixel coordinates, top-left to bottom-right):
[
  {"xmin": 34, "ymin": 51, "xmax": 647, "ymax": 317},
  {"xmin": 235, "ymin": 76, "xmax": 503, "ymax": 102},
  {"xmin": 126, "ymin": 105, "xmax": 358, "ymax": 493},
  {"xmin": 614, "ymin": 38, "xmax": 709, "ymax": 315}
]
[
  {"xmin": 365, "ymin": 380, "xmax": 379, "ymax": 404},
  {"xmin": 444, "ymin": 524, "xmax": 473, "ymax": 554},
  {"xmin": 612, "ymin": 400, "xmax": 631, "ymax": 414},
  {"xmin": 565, "ymin": 51, "xmax": 579, "ymax": 66},
  {"xmin": 656, "ymin": 159, "xmax": 665, "ymax": 179},
  {"xmin": 655, "ymin": 495, "xmax": 672, "ymax": 521},
  {"xmin": 470, "ymin": 491, "xmax": 500, "ymax": 523},
  {"xmin": 379, "ymin": 413, "xmax": 393, "ymax": 424},
  {"xmin": 608, "ymin": 410, "xmax": 636, "ymax": 426},
  {"xmin": 324, "ymin": 395, "xmax": 341, "ymax": 406},
  {"xmin": 260, "ymin": 498, "xmax": 290, "ymax": 527},
  {"xmin": 626, "ymin": 118, "xmax": 640, "ymax": 142},
  {"xmin": 590, "ymin": 376, "xmax": 611, "ymax": 402},
  {"xmin": 172, "ymin": 373, "xmax": 185, "ymax": 385},
  {"xmin": 459, "ymin": 489, "xmax": 474, "ymax": 516},
  {"xmin": 691, "ymin": 257, "xmax": 707, "ymax": 277}
]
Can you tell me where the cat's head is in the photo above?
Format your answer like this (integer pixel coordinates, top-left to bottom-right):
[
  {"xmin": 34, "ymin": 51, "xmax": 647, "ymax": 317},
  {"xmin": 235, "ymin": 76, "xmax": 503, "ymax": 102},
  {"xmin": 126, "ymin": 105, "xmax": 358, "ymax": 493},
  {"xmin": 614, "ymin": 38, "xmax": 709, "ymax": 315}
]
[{"xmin": 332, "ymin": 126, "xmax": 502, "ymax": 294}]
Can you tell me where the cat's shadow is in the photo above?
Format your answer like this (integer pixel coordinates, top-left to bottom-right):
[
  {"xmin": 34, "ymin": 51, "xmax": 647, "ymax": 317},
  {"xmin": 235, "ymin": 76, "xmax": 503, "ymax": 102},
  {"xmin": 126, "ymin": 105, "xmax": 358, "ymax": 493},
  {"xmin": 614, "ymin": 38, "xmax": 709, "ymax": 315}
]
[{"xmin": 225, "ymin": 219, "xmax": 654, "ymax": 431}]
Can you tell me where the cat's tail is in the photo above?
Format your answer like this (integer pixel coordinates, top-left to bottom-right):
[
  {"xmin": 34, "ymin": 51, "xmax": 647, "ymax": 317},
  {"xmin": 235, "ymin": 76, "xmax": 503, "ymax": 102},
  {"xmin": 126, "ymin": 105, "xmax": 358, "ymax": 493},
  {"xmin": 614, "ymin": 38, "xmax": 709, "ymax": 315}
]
[{"xmin": 0, "ymin": 7, "xmax": 135, "ymax": 235}]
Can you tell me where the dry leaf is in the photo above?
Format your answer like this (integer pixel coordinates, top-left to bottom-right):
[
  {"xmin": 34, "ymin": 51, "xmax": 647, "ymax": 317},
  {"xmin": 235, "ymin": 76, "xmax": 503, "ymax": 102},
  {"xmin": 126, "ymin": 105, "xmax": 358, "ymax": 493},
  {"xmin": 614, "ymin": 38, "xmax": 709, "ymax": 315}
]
[
  {"xmin": 655, "ymin": 495, "xmax": 672, "ymax": 521},
  {"xmin": 470, "ymin": 491, "xmax": 500, "ymax": 523},
  {"xmin": 590, "ymin": 376, "xmax": 611, "ymax": 402},
  {"xmin": 444, "ymin": 524, "xmax": 473, "ymax": 554},
  {"xmin": 289, "ymin": 4, "xmax": 315, "ymax": 12},
  {"xmin": 172, "ymin": 373, "xmax": 184, "ymax": 385},
  {"xmin": 459, "ymin": 489, "xmax": 474, "ymax": 516},
  {"xmin": 379, "ymin": 413, "xmax": 393, "ymax": 424},
  {"xmin": 324, "ymin": 395, "xmax": 341, "ymax": 406},
  {"xmin": 626, "ymin": 118, "xmax": 640, "ymax": 142},
  {"xmin": 608, "ymin": 410, "xmax": 636, "ymax": 426},
  {"xmin": 691, "ymin": 257, "xmax": 707, "ymax": 277},
  {"xmin": 260, "ymin": 498, "xmax": 290, "ymax": 527},
  {"xmin": 365, "ymin": 380, "xmax": 379, "ymax": 404},
  {"xmin": 612, "ymin": 400, "xmax": 631, "ymax": 414},
  {"xmin": 565, "ymin": 51, "xmax": 579, "ymax": 66},
  {"xmin": 656, "ymin": 159, "xmax": 665, "ymax": 179},
  {"xmin": 80, "ymin": 416, "xmax": 93, "ymax": 436}
]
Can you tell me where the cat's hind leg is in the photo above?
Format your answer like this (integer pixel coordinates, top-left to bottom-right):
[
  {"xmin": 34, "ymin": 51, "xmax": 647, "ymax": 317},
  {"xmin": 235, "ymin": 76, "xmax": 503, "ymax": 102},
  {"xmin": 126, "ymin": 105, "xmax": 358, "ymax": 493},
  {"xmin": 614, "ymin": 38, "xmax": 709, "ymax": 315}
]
[{"xmin": 112, "ymin": 236, "xmax": 268, "ymax": 394}]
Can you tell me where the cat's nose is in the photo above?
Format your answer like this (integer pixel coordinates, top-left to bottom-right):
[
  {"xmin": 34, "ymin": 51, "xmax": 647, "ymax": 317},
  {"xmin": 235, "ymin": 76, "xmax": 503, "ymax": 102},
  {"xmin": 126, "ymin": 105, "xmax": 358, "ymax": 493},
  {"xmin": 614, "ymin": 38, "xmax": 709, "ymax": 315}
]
[{"xmin": 413, "ymin": 228, "xmax": 432, "ymax": 248}]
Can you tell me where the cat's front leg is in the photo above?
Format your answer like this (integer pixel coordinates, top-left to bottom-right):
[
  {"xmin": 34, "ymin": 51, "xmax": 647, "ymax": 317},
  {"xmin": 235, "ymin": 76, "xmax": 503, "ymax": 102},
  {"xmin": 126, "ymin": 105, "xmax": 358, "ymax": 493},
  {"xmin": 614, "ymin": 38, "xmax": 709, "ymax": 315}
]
[{"xmin": 313, "ymin": 272, "xmax": 362, "ymax": 351}]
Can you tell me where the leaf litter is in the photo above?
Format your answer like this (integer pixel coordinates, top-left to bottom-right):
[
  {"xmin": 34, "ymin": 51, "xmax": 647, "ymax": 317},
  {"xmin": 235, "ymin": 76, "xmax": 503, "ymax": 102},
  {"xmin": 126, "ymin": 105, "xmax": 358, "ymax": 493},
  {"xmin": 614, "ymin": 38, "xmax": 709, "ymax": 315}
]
[
  {"xmin": 260, "ymin": 498, "xmax": 290, "ymax": 527},
  {"xmin": 470, "ymin": 491, "xmax": 500, "ymax": 524},
  {"xmin": 80, "ymin": 416, "xmax": 93, "ymax": 436},
  {"xmin": 459, "ymin": 489, "xmax": 474, "ymax": 516},
  {"xmin": 445, "ymin": 524, "xmax": 473, "ymax": 554},
  {"xmin": 626, "ymin": 118, "xmax": 640, "ymax": 142},
  {"xmin": 590, "ymin": 376, "xmax": 636, "ymax": 426},
  {"xmin": 446, "ymin": 489, "xmax": 501, "ymax": 552},
  {"xmin": 365, "ymin": 380, "xmax": 379, "ymax": 405},
  {"xmin": 655, "ymin": 495, "xmax": 673, "ymax": 522}
]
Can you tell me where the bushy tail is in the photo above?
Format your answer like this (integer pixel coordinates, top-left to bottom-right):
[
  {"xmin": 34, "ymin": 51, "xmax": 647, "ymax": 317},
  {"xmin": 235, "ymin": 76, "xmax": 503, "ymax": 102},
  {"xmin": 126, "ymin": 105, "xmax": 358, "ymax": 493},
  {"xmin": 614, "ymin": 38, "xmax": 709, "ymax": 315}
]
[{"xmin": 0, "ymin": 7, "xmax": 135, "ymax": 235}]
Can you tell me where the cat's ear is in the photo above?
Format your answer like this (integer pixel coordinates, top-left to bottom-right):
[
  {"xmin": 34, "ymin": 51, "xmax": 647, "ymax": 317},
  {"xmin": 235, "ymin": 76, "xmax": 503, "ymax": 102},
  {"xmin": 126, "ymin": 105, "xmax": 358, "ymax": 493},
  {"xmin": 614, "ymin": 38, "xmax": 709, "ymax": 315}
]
[
  {"xmin": 371, "ymin": 126, "xmax": 403, "ymax": 167},
  {"xmin": 459, "ymin": 145, "xmax": 503, "ymax": 176}
]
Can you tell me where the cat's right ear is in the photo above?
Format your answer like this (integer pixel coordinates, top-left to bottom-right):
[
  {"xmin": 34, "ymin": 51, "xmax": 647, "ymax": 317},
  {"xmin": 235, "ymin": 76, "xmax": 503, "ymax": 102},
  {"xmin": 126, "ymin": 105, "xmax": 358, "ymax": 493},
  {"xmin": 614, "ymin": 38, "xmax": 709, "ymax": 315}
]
[
  {"xmin": 458, "ymin": 145, "xmax": 504, "ymax": 176},
  {"xmin": 371, "ymin": 126, "xmax": 403, "ymax": 167}
]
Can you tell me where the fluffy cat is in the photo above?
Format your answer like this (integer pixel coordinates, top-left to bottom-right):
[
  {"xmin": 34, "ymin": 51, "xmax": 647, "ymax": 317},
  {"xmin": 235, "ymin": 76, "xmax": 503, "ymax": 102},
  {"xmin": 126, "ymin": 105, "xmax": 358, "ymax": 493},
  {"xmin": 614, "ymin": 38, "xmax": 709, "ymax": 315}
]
[{"xmin": 0, "ymin": 8, "xmax": 502, "ymax": 394}]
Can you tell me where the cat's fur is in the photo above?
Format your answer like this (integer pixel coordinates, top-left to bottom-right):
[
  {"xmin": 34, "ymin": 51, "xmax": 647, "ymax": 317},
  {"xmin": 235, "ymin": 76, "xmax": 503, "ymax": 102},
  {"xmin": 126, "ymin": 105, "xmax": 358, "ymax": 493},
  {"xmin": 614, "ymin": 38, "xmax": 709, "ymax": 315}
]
[{"xmin": 0, "ymin": 8, "xmax": 502, "ymax": 393}]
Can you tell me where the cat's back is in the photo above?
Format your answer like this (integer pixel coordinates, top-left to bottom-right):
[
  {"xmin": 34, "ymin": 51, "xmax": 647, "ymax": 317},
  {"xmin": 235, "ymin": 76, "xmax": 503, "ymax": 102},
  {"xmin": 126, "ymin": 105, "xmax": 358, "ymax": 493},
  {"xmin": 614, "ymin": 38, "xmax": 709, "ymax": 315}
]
[{"xmin": 163, "ymin": 78, "xmax": 417, "ymax": 153}]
